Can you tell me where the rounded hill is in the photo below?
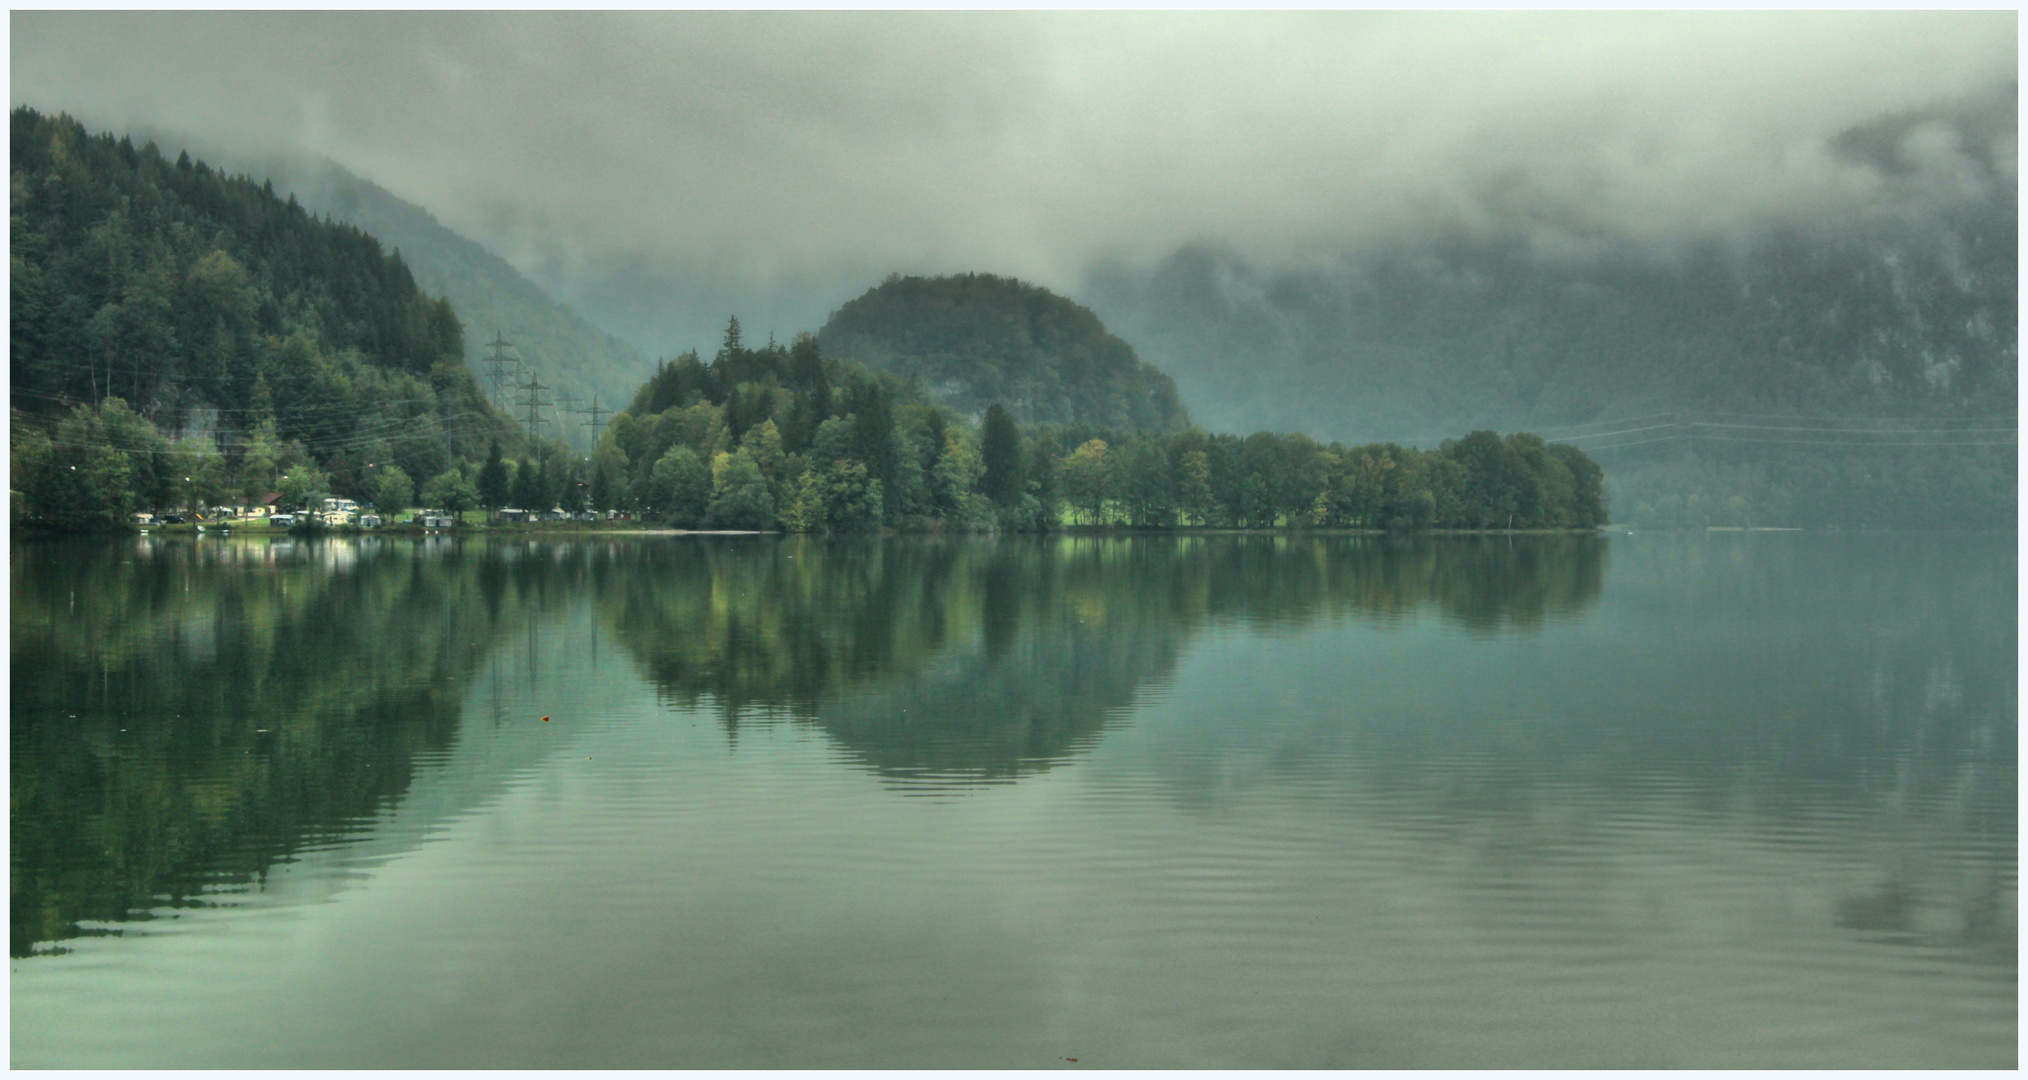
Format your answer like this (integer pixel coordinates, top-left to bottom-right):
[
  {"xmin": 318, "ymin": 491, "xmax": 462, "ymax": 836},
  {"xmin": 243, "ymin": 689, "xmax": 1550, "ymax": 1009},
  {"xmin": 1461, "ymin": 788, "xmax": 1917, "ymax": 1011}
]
[{"xmin": 817, "ymin": 273, "xmax": 1189, "ymax": 431}]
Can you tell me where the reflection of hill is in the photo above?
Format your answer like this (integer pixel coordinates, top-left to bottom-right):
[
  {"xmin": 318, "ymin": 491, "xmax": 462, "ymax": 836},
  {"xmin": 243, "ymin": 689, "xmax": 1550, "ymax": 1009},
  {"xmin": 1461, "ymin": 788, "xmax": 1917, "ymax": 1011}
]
[
  {"xmin": 817, "ymin": 540, "xmax": 1188, "ymax": 784},
  {"xmin": 9, "ymin": 532, "xmax": 1613, "ymax": 954},
  {"xmin": 9, "ymin": 536, "xmax": 523, "ymax": 958},
  {"xmin": 600, "ymin": 535, "xmax": 1608, "ymax": 786}
]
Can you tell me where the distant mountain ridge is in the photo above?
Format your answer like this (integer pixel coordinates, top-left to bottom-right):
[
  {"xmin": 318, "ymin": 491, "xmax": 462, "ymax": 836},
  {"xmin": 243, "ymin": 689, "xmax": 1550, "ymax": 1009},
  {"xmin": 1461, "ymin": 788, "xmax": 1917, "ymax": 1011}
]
[{"xmin": 1080, "ymin": 85, "xmax": 2017, "ymax": 527}]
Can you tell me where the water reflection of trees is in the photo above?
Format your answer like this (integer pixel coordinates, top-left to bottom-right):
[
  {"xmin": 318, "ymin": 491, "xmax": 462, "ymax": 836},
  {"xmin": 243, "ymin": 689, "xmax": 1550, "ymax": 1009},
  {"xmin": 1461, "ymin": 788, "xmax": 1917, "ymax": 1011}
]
[
  {"xmin": 597, "ymin": 534, "xmax": 1606, "ymax": 783},
  {"xmin": 10, "ymin": 532, "xmax": 1608, "ymax": 954},
  {"xmin": 9, "ymin": 536, "xmax": 524, "ymax": 957}
]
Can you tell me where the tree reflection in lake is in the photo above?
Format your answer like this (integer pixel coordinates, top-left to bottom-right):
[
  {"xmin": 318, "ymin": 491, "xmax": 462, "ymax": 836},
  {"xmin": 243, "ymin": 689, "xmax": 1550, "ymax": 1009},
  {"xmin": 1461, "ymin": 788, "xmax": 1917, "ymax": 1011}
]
[
  {"xmin": 11, "ymin": 535, "xmax": 523, "ymax": 957},
  {"xmin": 11, "ymin": 532, "xmax": 1604, "ymax": 956},
  {"xmin": 595, "ymin": 534, "xmax": 1606, "ymax": 786}
]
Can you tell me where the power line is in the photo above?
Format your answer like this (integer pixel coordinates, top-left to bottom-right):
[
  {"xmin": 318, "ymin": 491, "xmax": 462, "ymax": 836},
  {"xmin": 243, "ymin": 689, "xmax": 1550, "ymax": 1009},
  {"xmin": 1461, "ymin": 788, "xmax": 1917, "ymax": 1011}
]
[
  {"xmin": 481, "ymin": 331, "xmax": 520, "ymax": 401},
  {"xmin": 514, "ymin": 370, "xmax": 551, "ymax": 435}
]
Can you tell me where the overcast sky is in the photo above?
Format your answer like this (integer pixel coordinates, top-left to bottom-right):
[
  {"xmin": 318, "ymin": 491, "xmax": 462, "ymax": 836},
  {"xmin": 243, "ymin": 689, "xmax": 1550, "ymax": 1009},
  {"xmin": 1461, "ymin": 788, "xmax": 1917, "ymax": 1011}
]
[{"xmin": 11, "ymin": 10, "xmax": 2017, "ymax": 352}]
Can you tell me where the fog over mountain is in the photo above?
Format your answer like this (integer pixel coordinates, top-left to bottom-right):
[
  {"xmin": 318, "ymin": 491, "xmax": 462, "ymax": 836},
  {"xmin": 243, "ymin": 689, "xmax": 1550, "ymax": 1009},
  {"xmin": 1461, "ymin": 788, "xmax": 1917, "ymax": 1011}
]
[{"xmin": 11, "ymin": 11, "xmax": 2014, "ymax": 362}]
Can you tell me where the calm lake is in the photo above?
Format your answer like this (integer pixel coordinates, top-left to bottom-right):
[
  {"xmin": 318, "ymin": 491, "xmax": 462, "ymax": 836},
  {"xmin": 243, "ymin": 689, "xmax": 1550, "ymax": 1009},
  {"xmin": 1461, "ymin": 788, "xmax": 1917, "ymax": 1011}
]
[{"xmin": 10, "ymin": 530, "xmax": 2016, "ymax": 1068}]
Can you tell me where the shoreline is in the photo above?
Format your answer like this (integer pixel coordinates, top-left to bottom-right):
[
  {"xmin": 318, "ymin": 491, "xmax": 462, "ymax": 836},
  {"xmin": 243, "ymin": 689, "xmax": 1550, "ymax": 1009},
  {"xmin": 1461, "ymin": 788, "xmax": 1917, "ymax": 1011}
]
[{"xmin": 17, "ymin": 521, "xmax": 1615, "ymax": 539}]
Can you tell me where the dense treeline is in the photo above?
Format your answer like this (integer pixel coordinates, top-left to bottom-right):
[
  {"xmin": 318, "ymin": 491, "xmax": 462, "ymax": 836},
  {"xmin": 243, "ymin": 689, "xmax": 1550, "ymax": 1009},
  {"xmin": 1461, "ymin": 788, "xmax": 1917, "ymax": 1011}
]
[
  {"xmin": 9, "ymin": 108, "xmax": 540, "ymax": 528},
  {"xmin": 593, "ymin": 319, "xmax": 996, "ymax": 530},
  {"xmin": 590, "ymin": 318, "xmax": 1606, "ymax": 532},
  {"xmin": 818, "ymin": 272, "xmax": 1190, "ymax": 433}
]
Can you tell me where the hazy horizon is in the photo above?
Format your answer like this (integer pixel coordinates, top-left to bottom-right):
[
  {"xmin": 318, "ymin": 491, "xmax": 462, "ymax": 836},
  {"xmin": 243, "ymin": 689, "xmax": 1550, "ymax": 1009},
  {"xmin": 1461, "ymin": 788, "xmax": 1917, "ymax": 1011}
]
[{"xmin": 12, "ymin": 11, "xmax": 2015, "ymax": 359}]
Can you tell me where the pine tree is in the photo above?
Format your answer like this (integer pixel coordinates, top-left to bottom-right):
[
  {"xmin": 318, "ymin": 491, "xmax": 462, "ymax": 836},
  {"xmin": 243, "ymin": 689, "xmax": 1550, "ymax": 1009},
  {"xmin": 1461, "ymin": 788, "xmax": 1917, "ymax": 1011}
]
[
  {"xmin": 478, "ymin": 440, "xmax": 510, "ymax": 510},
  {"xmin": 981, "ymin": 404, "xmax": 1022, "ymax": 506}
]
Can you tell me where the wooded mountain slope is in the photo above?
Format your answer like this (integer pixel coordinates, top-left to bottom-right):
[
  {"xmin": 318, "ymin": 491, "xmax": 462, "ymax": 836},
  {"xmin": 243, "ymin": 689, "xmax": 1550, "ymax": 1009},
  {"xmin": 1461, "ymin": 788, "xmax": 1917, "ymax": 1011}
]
[
  {"xmin": 9, "ymin": 108, "xmax": 531, "ymax": 523},
  {"xmin": 244, "ymin": 154, "xmax": 651, "ymax": 451},
  {"xmin": 107, "ymin": 129, "xmax": 654, "ymax": 452}
]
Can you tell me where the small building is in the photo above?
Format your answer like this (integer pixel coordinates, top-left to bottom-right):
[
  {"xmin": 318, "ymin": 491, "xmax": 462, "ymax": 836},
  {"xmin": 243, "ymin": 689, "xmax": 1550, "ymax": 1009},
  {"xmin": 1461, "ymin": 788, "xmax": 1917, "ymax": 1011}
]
[
  {"xmin": 269, "ymin": 513, "xmax": 296, "ymax": 527},
  {"xmin": 497, "ymin": 507, "xmax": 529, "ymax": 523},
  {"xmin": 132, "ymin": 512, "xmax": 155, "ymax": 526},
  {"xmin": 421, "ymin": 511, "xmax": 455, "ymax": 528},
  {"xmin": 358, "ymin": 513, "xmax": 383, "ymax": 528}
]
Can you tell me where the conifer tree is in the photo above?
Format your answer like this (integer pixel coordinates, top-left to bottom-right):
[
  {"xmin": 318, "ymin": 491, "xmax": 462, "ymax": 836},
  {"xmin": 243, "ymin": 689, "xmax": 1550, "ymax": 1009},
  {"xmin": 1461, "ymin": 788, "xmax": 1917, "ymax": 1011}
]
[
  {"xmin": 478, "ymin": 440, "xmax": 510, "ymax": 510},
  {"xmin": 981, "ymin": 404, "xmax": 1022, "ymax": 506}
]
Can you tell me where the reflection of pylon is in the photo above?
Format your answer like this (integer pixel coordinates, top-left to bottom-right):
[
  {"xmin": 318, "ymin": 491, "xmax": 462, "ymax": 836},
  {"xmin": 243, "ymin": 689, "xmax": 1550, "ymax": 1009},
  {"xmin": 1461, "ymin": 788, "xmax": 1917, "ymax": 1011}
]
[
  {"xmin": 515, "ymin": 370, "xmax": 552, "ymax": 434},
  {"xmin": 482, "ymin": 331, "xmax": 520, "ymax": 400}
]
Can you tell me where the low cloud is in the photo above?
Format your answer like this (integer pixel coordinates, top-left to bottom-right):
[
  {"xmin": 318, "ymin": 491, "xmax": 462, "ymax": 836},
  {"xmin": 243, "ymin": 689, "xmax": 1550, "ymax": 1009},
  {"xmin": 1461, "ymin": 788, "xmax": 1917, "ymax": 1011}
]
[{"xmin": 12, "ymin": 11, "xmax": 2015, "ymax": 353}]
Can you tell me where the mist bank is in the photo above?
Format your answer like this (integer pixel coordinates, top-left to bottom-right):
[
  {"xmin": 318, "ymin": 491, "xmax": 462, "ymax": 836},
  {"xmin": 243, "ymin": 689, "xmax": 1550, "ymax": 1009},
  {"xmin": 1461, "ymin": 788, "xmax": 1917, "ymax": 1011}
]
[
  {"xmin": 1078, "ymin": 88, "xmax": 2017, "ymax": 528},
  {"xmin": 16, "ymin": 12, "xmax": 2011, "ymax": 345}
]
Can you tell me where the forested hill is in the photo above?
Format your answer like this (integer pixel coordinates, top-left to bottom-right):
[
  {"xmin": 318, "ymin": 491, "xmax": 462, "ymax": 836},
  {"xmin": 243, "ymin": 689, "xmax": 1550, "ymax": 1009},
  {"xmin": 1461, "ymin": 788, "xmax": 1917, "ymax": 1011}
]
[
  {"xmin": 9, "ymin": 108, "xmax": 533, "ymax": 526},
  {"xmin": 1083, "ymin": 87, "xmax": 2017, "ymax": 529},
  {"xmin": 818, "ymin": 273, "xmax": 1190, "ymax": 433},
  {"xmin": 589, "ymin": 319, "xmax": 1605, "ymax": 534}
]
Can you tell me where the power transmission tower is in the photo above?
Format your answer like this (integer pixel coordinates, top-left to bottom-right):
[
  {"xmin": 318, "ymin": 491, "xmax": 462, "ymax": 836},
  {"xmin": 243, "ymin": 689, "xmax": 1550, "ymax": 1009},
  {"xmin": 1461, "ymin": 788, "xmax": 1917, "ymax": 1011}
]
[
  {"xmin": 515, "ymin": 370, "xmax": 552, "ymax": 436},
  {"xmin": 555, "ymin": 388, "xmax": 584, "ymax": 450},
  {"xmin": 482, "ymin": 331, "xmax": 521, "ymax": 401},
  {"xmin": 582, "ymin": 397, "xmax": 613, "ymax": 433}
]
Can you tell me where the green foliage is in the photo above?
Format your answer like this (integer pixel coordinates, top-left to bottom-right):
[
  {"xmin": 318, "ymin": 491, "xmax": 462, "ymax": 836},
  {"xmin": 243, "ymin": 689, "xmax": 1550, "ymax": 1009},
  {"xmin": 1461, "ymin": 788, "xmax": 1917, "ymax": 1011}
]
[
  {"xmin": 980, "ymin": 403, "xmax": 1022, "ymax": 506},
  {"xmin": 9, "ymin": 109, "xmax": 540, "ymax": 528},
  {"xmin": 1061, "ymin": 438, "xmax": 1112, "ymax": 525},
  {"xmin": 420, "ymin": 465, "xmax": 478, "ymax": 513},
  {"xmin": 12, "ymin": 399, "xmax": 145, "ymax": 529},
  {"xmin": 819, "ymin": 273, "xmax": 1190, "ymax": 432},
  {"xmin": 477, "ymin": 441, "xmax": 509, "ymax": 510},
  {"xmin": 371, "ymin": 464, "xmax": 415, "ymax": 513},
  {"xmin": 512, "ymin": 456, "xmax": 546, "ymax": 511},
  {"xmin": 708, "ymin": 449, "xmax": 775, "ymax": 529},
  {"xmin": 646, "ymin": 445, "xmax": 711, "ymax": 526}
]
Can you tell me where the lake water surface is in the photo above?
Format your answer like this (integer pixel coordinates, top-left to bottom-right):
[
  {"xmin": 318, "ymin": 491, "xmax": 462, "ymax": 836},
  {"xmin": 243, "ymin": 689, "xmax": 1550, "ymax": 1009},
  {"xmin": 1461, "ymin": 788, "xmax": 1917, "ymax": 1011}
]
[{"xmin": 10, "ymin": 531, "xmax": 2015, "ymax": 1068}]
